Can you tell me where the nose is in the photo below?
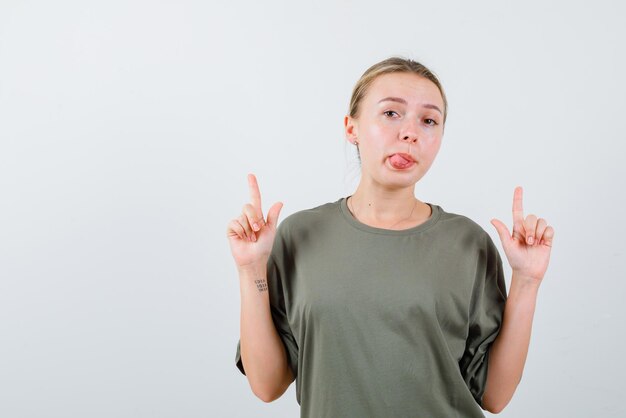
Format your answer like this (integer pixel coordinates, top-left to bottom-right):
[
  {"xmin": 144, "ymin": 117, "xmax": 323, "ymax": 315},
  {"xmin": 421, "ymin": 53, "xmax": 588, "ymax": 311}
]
[{"xmin": 400, "ymin": 119, "xmax": 419, "ymax": 143}]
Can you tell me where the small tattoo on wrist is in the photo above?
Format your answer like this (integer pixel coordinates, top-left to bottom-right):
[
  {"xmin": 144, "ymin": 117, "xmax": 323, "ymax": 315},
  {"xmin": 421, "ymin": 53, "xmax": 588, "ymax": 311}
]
[{"xmin": 254, "ymin": 279, "xmax": 268, "ymax": 292}]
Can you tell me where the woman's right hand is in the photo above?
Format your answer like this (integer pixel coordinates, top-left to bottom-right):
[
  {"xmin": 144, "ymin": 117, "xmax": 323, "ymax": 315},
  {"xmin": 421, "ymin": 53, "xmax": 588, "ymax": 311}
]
[{"xmin": 226, "ymin": 173, "xmax": 283, "ymax": 271}]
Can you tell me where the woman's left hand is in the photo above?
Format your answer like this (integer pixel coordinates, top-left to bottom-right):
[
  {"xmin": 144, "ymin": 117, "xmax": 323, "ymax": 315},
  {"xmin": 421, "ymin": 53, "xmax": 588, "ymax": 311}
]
[{"xmin": 490, "ymin": 186, "xmax": 555, "ymax": 285}]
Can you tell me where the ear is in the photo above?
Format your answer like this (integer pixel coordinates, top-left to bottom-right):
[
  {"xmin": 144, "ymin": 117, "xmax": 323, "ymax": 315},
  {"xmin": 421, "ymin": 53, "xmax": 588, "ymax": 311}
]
[{"xmin": 344, "ymin": 115, "xmax": 358, "ymax": 144}]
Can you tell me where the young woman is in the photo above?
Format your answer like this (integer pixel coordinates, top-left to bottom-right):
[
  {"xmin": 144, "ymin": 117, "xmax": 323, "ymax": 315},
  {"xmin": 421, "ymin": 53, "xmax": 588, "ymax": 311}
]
[{"xmin": 227, "ymin": 57, "xmax": 555, "ymax": 417}]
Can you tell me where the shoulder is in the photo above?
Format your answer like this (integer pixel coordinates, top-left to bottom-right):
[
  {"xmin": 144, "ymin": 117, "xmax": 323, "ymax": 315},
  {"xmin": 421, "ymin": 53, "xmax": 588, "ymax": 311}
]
[
  {"xmin": 275, "ymin": 199, "xmax": 342, "ymax": 240},
  {"xmin": 436, "ymin": 205, "xmax": 496, "ymax": 250}
]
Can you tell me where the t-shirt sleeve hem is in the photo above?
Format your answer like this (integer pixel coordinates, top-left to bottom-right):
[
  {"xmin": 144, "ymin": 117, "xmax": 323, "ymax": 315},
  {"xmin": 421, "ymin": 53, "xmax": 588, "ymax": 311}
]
[{"xmin": 235, "ymin": 339, "xmax": 246, "ymax": 376}]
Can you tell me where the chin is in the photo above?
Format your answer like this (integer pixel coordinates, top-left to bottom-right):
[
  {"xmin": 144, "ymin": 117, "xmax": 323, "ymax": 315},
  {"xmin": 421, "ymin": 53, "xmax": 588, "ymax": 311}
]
[{"xmin": 378, "ymin": 173, "xmax": 424, "ymax": 189}]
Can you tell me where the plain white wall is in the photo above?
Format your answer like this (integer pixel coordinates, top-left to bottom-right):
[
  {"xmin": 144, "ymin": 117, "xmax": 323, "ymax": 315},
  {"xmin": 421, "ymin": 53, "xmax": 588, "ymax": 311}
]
[{"xmin": 1, "ymin": 1, "xmax": 624, "ymax": 417}]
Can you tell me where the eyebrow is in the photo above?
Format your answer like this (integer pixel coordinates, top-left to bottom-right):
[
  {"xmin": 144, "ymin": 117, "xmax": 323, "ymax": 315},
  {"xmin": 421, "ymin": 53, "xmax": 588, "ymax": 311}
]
[{"xmin": 377, "ymin": 97, "xmax": 443, "ymax": 116}]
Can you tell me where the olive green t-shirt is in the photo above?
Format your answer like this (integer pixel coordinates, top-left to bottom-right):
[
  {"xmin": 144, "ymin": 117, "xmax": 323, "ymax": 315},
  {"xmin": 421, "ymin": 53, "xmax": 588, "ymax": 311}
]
[{"xmin": 235, "ymin": 196, "xmax": 508, "ymax": 417}]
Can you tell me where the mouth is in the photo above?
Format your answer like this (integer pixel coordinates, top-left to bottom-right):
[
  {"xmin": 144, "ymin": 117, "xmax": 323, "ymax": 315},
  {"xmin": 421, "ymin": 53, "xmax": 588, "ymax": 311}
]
[
  {"xmin": 387, "ymin": 153, "xmax": 416, "ymax": 169},
  {"xmin": 390, "ymin": 153, "xmax": 415, "ymax": 162}
]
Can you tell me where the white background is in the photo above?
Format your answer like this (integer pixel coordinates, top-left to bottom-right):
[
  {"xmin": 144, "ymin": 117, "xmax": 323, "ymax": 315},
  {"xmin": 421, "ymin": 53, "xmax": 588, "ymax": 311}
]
[{"xmin": 1, "ymin": 1, "xmax": 624, "ymax": 417}]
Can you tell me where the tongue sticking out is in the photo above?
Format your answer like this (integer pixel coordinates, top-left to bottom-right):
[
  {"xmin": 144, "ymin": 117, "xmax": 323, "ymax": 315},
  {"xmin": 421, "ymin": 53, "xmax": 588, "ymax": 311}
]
[{"xmin": 389, "ymin": 154, "xmax": 413, "ymax": 169}]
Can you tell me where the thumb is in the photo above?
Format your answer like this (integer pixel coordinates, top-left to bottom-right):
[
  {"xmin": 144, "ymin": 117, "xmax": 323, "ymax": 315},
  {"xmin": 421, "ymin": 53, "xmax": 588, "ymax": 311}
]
[
  {"xmin": 490, "ymin": 218, "xmax": 512, "ymax": 246},
  {"xmin": 266, "ymin": 201, "xmax": 284, "ymax": 228}
]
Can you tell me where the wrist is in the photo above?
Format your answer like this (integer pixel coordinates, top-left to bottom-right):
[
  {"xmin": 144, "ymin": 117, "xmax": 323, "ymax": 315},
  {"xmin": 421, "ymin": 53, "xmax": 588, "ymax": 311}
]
[
  {"xmin": 511, "ymin": 271, "xmax": 542, "ymax": 292},
  {"xmin": 238, "ymin": 263, "xmax": 267, "ymax": 280}
]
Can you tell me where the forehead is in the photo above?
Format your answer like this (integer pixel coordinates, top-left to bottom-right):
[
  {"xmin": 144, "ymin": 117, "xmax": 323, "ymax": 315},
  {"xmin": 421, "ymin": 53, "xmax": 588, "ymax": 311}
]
[{"xmin": 364, "ymin": 72, "xmax": 443, "ymax": 107}]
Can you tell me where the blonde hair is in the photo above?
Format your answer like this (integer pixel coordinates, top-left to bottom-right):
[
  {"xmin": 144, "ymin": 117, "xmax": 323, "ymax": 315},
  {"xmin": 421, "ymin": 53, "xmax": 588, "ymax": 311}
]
[{"xmin": 348, "ymin": 56, "xmax": 448, "ymax": 125}]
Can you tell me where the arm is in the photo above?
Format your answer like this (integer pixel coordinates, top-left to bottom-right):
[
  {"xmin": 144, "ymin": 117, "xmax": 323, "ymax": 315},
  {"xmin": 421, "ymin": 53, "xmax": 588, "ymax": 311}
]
[
  {"xmin": 486, "ymin": 186, "xmax": 555, "ymax": 413},
  {"xmin": 481, "ymin": 274, "xmax": 540, "ymax": 413},
  {"xmin": 228, "ymin": 173, "xmax": 294, "ymax": 402},
  {"xmin": 239, "ymin": 265, "xmax": 294, "ymax": 403}
]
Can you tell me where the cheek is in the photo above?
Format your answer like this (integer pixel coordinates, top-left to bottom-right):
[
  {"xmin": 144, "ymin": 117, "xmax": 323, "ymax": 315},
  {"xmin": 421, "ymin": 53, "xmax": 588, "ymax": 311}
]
[
  {"xmin": 366, "ymin": 124, "xmax": 397, "ymax": 149},
  {"xmin": 364, "ymin": 121, "xmax": 387, "ymax": 137},
  {"xmin": 424, "ymin": 135, "xmax": 442, "ymax": 155}
]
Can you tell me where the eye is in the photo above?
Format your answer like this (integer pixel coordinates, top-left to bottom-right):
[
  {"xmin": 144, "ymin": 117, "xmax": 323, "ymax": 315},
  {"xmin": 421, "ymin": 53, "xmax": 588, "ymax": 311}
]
[
  {"xmin": 424, "ymin": 118, "xmax": 438, "ymax": 126},
  {"xmin": 383, "ymin": 110, "xmax": 399, "ymax": 117}
]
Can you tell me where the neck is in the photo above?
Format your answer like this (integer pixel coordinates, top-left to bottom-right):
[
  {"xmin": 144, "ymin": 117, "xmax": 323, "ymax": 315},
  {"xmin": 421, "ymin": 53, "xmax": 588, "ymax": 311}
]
[{"xmin": 349, "ymin": 184, "xmax": 421, "ymax": 224}]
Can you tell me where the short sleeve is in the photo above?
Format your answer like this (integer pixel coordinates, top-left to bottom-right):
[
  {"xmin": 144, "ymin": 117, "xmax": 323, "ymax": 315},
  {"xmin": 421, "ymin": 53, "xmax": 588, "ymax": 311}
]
[
  {"xmin": 235, "ymin": 221, "xmax": 299, "ymax": 380},
  {"xmin": 459, "ymin": 232, "xmax": 508, "ymax": 408}
]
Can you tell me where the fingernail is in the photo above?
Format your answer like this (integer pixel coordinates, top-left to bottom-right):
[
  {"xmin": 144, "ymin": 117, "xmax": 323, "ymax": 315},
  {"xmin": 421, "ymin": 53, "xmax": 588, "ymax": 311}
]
[
  {"xmin": 253, "ymin": 223, "xmax": 259, "ymax": 231},
  {"xmin": 251, "ymin": 233, "xmax": 256, "ymax": 242},
  {"xmin": 528, "ymin": 236, "xmax": 534, "ymax": 244}
]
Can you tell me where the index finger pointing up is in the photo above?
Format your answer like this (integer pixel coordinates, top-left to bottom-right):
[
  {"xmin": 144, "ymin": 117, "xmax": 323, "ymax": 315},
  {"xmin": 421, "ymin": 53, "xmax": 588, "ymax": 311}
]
[
  {"xmin": 248, "ymin": 173, "xmax": 262, "ymax": 212},
  {"xmin": 512, "ymin": 186, "xmax": 524, "ymax": 227}
]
